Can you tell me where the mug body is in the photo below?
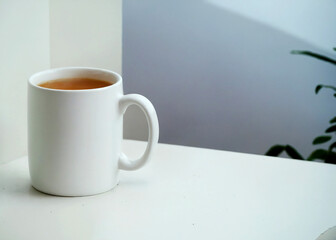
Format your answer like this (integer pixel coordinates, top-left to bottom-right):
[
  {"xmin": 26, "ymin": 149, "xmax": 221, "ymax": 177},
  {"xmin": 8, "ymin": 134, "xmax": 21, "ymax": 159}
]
[{"xmin": 28, "ymin": 67, "xmax": 123, "ymax": 196}]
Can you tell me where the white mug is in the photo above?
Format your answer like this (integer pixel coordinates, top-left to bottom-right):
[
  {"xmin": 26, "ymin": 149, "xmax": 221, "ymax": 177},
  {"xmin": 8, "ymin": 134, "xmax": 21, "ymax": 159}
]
[{"xmin": 28, "ymin": 67, "xmax": 159, "ymax": 196}]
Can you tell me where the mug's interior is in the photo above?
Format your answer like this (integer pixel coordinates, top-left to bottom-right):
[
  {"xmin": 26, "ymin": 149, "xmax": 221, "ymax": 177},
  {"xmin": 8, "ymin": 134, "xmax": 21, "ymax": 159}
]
[{"xmin": 30, "ymin": 67, "xmax": 120, "ymax": 86}]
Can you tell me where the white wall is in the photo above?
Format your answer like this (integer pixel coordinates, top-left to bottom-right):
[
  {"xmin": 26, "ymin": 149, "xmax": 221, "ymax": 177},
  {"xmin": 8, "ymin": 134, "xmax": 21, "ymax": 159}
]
[
  {"xmin": 206, "ymin": 0, "xmax": 336, "ymax": 53},
  {"xmin": 0, "ymin": 0, "xmax": 50, "ymax": 164},
  {"xmin": 1, "ymin": 0, "xmax": 334, "ymax": 162},
  {"xmin": 50, "ymin": 0, "xmax": 122, "ymax": 73},
  {"xmin": 123, "ymin": 0, "xmax": 336, "ymax": 158},
  {"xmin": 0, "ymin": 0, "xmax": 122, "ymax": 164}
]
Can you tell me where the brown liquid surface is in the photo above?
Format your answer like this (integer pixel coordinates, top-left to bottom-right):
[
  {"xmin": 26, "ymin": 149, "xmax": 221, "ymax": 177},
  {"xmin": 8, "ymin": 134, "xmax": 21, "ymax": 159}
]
[{"xmin": 38, "ymin": 78, "xmax": 113, "ymax": 90}]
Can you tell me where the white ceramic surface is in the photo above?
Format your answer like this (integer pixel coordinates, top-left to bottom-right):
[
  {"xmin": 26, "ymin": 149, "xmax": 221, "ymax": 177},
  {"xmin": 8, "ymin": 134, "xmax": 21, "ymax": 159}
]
[{"xmin": 28, "ymin": 67, "xmax": 159, "ymax": 196}]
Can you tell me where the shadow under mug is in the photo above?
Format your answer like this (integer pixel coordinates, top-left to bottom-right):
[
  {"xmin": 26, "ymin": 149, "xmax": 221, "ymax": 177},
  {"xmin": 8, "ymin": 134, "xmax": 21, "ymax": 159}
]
[{"xmin": 28, "ymin": 67, "xmax": 159, "ymax": 196}]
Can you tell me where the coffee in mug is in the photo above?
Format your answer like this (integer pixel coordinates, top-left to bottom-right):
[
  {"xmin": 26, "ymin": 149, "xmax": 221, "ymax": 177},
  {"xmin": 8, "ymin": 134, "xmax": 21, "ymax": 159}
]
[{"xmin": 38, "ymin": 78, "xmax": 113, "ymax": 90}]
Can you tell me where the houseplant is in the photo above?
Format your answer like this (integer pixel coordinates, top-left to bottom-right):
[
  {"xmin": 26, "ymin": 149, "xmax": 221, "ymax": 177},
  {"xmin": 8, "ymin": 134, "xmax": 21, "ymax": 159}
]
[{"xmin": 266, "ymin": 48, "xmax": 336, "ymax": 164}]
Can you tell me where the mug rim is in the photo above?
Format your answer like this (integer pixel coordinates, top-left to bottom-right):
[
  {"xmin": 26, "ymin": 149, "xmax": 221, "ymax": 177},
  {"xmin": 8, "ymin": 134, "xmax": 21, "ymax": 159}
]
[{"xmin": 28, "ymin": 67, "xmax": 122, "ymax": 92}]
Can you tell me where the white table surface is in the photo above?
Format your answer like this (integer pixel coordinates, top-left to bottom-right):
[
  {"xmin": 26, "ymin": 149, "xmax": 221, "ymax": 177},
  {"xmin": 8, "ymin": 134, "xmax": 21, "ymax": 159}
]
[{"xmin": 1, "ymin": 140, "xmax": 336, "ymax": 240}]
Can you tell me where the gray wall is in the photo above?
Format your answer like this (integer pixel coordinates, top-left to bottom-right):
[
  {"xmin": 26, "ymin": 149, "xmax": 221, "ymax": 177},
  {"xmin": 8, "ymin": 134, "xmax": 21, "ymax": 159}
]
[{"xmin": 122, "ymin": 0, "xmax": 336, "ymax": 158}]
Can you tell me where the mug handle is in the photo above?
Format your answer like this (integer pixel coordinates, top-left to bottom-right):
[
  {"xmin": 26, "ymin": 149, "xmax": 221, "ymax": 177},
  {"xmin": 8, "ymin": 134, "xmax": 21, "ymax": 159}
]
[{"xmin": 118, "ymin": 94, "xmax": 159, "ymax": 170}]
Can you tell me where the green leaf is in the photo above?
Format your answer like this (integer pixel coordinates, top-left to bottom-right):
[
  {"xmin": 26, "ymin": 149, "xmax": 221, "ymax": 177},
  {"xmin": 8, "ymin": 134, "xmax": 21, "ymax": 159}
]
[
  {"xmin": 285, "ymin": 145, "xmax": 304, "ymax": 159},
  {"xmin": 324, "ymin": 152, "xmax": 336, "ymax": 164},
  {"xmin": 333, "ymin": 47, "xmax": 336, "ymax": 51},
  {"xmin": 315, "ymin": 85, "xmax": 323, "ymax": 94},
  {"xmin": 325, "ymin": 125, "xmax": 336, "ymax": 133},
  {"xmin": 265, "ymin": 145, "xmax": 285, "ymax": 156},
  {"xmin": 313, "ymin": 136, "xmax": 332, "ymax": 145},
  {"xmin": 334, "ymin": 93, "xmax": 336, "ymax": 98},
  {"xmin": 308, "ymin": 150, "xmax": 336, "ymax": 164},
  {"xmin": 307, "ymin": 149, "xmax": 329, "ymax": 160},
  {"xmin": 323, "ymin": 85, "xmax": 336, "ymax": 92},
  {"xmin": 329, "ymin": 142, "xmax": 336, "ymax": 151},
  {"xmin": 315, "ymin": 84, "xmax": 336, "ymax": 94},
  {"xmin": 330, "ymin": 116, "xmax": 336, "ymax": 124},
  {"xmin": 291, "ymin": 50, "xmax": 336, "ymax": 65}
]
